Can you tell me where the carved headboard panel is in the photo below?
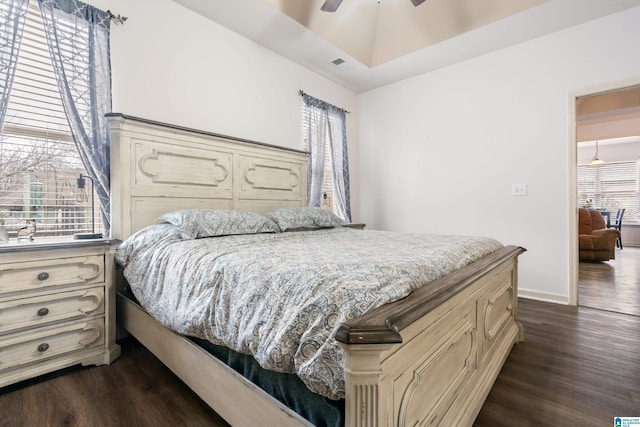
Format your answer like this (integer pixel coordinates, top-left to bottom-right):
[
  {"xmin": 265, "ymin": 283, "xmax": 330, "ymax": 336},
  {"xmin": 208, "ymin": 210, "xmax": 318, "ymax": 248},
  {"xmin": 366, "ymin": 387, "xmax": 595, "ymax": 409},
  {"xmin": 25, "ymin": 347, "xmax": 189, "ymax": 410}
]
[{"xmin": 107, "ymin": 114, "xmax": 308, "ymax": 240}]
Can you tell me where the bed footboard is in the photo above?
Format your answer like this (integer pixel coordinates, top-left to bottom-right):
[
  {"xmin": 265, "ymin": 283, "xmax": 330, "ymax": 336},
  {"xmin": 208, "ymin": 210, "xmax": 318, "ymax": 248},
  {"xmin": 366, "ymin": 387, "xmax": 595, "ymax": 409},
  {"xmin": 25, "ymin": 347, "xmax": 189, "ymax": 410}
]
[{"xmin": 337, "ymin": 245, "xmax": 525, "ymax": 427}]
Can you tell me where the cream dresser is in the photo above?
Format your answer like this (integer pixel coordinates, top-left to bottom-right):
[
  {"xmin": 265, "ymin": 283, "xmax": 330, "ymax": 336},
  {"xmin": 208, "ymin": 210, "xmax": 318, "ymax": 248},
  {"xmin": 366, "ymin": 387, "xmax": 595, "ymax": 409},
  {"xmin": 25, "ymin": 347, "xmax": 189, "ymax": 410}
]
[{"xmin": 0, "ymin": 238, "xmax": 121, "ymax": 387}]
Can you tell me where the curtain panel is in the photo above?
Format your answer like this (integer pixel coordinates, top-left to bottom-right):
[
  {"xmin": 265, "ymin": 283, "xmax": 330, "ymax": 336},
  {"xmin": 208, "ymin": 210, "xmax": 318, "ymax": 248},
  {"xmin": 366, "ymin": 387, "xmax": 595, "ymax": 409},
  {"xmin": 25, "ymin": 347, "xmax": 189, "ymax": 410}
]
[
  {"xmin": 38, "ymin": 0, "xmax": 112, "ymax": 235},
  {"xmin": 0, "ymin": 0, "xmax": 29, "ymax": 129},
  {"xmin": 302, "ymin": 94, "xmax": 351, "ymax": 222}
]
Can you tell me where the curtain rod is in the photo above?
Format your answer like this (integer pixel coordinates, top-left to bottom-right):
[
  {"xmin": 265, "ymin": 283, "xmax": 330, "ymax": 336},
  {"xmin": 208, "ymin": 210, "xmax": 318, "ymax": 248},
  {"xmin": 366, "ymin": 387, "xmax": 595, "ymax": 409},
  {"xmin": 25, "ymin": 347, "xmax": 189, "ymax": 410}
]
[
  {"xmin": 299, "ymin": 90, "xmax": 350, "ymax": 114},
  {"xmin": 107, "ymin": 10, "xmax": 127, "ymax": 25}
]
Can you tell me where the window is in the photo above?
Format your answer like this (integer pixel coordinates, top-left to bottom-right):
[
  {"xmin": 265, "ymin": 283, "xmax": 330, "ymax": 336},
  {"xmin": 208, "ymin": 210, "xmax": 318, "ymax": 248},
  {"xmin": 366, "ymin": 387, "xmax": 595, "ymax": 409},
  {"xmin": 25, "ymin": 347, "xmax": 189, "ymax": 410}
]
[
  {"xmin": 300, "ymin": 92, "xmax": 351, "ymax": 222},
  {"xmin": 302, "ymin": 107, "xmax": 336, "ymax": 213},
  {"xmin": 577, "ymin": 160, "xmax": 639, "ymax": 224},
  {"xmin": 0, "ymin": 1, "xmax": 102, "ymax": 238}
]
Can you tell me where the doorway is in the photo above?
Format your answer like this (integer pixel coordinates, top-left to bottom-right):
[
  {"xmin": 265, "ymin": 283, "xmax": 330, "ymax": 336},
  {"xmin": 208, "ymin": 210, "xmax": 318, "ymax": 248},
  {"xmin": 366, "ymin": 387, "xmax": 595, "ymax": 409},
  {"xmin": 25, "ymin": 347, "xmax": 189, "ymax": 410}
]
[{"xmin": 572, "ymin": 84, "xmax": 640, "ymax": 317}]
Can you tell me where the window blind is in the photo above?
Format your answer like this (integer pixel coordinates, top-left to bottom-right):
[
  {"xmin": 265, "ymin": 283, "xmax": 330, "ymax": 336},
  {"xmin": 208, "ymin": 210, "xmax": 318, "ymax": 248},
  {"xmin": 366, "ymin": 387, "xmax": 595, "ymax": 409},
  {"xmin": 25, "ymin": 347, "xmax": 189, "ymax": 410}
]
[
  {"xmin": 577, "ymin": 160, "xmax": 639, "ymax": 224},
  {"xmin": 0, "ymin": 2, "xmax": 102, "ymax": 238}
]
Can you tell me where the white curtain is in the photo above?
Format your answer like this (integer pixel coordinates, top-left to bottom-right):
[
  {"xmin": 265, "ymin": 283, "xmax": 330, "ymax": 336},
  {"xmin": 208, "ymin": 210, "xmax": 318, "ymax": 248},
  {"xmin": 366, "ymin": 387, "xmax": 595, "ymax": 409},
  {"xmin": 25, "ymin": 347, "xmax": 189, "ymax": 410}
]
[
  {"xmin": 302, "ymin": 93, "xmax": 351, "ymax": 222},
  {"xmin": 38, "ymin": 0, "xmax": 112, "ymax": 235}
]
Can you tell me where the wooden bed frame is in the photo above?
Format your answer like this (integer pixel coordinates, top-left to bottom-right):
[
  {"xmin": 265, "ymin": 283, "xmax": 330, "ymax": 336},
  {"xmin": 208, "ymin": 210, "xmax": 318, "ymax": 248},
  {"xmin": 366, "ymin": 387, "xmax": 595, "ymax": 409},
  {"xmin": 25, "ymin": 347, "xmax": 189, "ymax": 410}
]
[{"xmin": 108, "ymin": 113, "xmax": 526, "ymax": 427}]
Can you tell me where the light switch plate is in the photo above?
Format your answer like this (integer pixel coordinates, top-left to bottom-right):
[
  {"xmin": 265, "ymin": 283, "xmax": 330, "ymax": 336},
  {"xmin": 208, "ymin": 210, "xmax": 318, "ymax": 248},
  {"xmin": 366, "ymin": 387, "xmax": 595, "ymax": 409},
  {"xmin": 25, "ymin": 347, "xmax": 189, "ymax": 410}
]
[{"xmin": 512, "ymin": 184, "xmax": 527, "ymax": 196}]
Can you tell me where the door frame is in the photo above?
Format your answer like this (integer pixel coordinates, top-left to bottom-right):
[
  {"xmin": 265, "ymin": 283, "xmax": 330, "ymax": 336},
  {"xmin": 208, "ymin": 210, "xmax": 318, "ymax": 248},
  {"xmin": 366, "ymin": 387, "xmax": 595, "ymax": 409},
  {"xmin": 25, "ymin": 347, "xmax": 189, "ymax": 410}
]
[{"xmin": 568, "ymin": 77, "xmax": 640, "ymax": 305}]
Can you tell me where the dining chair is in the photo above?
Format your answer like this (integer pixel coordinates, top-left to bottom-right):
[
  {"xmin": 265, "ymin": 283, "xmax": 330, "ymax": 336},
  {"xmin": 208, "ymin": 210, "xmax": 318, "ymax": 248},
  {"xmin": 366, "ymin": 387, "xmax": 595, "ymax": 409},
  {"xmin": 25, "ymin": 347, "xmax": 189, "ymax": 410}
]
[{"xmin": 610, "ymin": 208, "xmax": 625, "ymax": 249}]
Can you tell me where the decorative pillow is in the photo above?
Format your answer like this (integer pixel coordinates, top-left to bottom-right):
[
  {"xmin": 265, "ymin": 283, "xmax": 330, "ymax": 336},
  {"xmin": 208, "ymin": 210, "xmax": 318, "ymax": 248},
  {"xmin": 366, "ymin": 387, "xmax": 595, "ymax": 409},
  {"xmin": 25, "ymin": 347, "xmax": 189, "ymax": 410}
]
[
  {"xmin": 156, "ymin": 209, "xmax": 279, "ymax": 239},
  {"xmin": 265, "ymin": 206, "xmax": 346, "ymax": 231}
]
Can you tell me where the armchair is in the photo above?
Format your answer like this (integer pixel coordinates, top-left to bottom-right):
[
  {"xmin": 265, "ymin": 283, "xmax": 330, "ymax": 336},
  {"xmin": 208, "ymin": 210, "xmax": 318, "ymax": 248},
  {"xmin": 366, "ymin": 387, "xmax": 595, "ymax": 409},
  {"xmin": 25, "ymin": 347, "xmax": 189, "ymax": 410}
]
[{"xmin": 578, "ymin": 208, "xmax": 620, "ymax": 261}]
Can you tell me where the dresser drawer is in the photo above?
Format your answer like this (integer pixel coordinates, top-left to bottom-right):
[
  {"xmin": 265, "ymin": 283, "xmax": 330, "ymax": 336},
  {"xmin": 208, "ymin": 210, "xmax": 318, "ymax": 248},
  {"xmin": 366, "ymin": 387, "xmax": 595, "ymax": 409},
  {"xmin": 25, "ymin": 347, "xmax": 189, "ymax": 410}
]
[
  {"xmin": 0, "ymin": 256, "xmax": 104, "ymax": 295},
  {"xmin": 0, "ymin": 288, "xmax": 105, "ymax": 336},
  {"xmin": 0, "ymin": 319, "xmax": 104, "ymax": 373}
]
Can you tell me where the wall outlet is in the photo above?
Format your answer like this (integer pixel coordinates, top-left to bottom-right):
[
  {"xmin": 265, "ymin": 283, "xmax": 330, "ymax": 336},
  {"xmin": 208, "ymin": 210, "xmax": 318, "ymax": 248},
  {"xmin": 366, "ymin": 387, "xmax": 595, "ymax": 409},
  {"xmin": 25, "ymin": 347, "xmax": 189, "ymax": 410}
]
[{"xmin": 512, "ymin": 184, "xmax": 527, "ymax": 196}]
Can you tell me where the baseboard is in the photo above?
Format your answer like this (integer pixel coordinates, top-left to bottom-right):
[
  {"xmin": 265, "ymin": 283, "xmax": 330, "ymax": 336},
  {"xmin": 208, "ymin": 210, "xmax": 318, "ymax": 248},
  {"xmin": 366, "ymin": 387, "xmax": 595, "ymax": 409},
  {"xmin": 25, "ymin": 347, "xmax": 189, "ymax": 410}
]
[{"xmin": 518, "ymin": 289, "xmax": 569, "ymax": 304}]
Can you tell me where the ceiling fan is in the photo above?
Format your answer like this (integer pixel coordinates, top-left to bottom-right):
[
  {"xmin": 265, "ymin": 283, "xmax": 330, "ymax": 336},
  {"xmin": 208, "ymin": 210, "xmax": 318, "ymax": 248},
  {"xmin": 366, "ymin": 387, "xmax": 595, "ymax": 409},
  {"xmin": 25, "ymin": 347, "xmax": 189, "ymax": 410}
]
[{"xmin": 321, "ymin": 0, "xmax": 426, "ymax": 12}]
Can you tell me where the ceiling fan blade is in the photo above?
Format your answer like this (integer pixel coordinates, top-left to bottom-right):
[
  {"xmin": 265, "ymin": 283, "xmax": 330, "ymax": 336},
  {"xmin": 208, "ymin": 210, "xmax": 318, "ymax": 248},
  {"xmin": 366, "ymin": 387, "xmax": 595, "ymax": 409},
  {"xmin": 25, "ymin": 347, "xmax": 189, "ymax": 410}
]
[
  {"xmin": 411, "ymin": 0, "xmax": 426, "ymax": 6},
  {"xmin": 321, "ymin": 0, "xmax": 343, "ymax": 12}
]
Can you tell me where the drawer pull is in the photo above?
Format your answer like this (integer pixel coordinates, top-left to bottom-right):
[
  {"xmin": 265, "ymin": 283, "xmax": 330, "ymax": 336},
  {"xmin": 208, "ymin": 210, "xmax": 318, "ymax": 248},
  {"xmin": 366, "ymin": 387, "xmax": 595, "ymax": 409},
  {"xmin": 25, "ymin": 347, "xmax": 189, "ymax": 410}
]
[
  {"xmin": 37, "ymin": 343, "xmax": 50, "ymax": 352},
  {"xmin": 37, "ymin": 307, "xmax": 50, "ymax": 317},
  {"xmin": 37, "ymin": 272, "xmax": 50, "ymax": 281}
]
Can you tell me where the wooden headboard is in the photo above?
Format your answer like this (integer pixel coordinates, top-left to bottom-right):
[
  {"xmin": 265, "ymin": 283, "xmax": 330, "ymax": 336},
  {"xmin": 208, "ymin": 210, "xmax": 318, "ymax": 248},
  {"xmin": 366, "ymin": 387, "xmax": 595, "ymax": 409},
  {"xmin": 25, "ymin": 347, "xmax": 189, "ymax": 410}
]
[{"xmin": 107, "ymin": 114, "xmax": 308, "ymax": 240}]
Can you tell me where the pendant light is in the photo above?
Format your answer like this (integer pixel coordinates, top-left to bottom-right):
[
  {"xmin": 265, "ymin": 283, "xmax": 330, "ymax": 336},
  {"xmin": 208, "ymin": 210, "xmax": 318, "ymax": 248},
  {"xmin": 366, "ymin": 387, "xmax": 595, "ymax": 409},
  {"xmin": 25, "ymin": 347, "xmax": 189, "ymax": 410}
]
[{"xmin": 589, "ymin": 140, "xmax": 605, "ymax": 167}]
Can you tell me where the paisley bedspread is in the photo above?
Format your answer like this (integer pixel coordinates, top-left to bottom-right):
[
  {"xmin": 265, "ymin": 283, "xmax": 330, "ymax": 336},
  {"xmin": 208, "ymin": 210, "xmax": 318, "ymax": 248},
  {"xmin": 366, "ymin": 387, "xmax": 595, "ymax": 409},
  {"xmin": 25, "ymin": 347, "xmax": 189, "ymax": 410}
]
[{"xmin": 116, "ymin": 225, "xmax": 502, "ymax": 399}]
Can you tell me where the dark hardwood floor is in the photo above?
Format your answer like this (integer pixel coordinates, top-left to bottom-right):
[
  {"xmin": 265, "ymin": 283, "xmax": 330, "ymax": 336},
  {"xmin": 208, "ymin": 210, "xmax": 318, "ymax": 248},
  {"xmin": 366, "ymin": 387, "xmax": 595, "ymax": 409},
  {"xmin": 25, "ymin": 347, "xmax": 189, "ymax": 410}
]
[
  {"xmin": 2, "ymin": 298, "xmax": 639, "ymax": 426},
  {"xmin": 579, "ymin": 246, "xmax": 640, "ymax": 317},
  {"xmin": 475, "ymin": 299, "xmax": 640, "ymax": 426},
  {"xmin": 0, "ymin": 338, "xmax": 228, "ymax": 427}
]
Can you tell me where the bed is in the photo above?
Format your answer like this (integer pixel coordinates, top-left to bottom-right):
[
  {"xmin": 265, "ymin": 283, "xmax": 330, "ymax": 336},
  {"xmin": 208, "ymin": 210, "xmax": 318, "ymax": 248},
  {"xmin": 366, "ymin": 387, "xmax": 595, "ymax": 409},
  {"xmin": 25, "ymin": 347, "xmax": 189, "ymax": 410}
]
[{"xmin": 108, "ymin": 113, "xmax": 526, "ymax": 427}]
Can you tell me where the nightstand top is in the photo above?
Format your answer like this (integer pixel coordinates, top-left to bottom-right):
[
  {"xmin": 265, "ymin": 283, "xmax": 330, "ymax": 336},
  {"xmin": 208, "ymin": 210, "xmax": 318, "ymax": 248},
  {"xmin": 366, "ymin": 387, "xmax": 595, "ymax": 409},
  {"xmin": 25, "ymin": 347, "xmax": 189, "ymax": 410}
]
[
  {"xmin": 0, "ymin": 237, "xmax": 121, "ymax": 253},
  {"xmin": 342, "ymin": 223, "xmax": 366, "ymax": 230}
]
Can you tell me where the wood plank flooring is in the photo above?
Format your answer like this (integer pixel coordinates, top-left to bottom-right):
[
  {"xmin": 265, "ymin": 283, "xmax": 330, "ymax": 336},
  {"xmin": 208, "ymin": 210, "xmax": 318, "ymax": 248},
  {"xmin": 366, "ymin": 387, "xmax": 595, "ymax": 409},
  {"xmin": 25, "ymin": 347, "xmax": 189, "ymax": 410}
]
[
  {"xmin": 578, "ymin": 246, "xmax": 640, "ymax": 317},
  {"xmin": 0, "ymin": 338, "xmax": 228, "ymax": 427},
  {"xmin": 2, "ymin": 297, "xmax": 638, "ymax": 426},
  {"xmin": 475, "ymin": 299, "xmax": 640, "ymax": 426}
]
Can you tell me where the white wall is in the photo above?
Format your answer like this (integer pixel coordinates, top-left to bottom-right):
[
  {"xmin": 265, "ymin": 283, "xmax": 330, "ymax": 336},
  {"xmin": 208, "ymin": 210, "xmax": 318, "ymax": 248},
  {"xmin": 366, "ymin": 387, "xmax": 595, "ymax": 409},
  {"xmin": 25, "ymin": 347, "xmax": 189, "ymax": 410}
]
[
  {"xmin": 85, "ymin": 0, "xmax": 357, "ymax": 153},
  {"xmin": 356, "ymin": 6, "xmax": 640, "ymax": 302},
  {"xmin": 83, "ymin": 0, "xmax": 639, "ymax": 300}
]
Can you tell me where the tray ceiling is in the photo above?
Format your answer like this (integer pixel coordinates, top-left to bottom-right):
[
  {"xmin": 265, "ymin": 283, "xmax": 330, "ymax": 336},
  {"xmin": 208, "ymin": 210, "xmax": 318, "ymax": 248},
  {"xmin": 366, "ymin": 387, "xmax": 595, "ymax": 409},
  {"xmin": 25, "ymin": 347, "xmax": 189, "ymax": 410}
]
[
  {"xmin": 171, "ymin": 0, "xmax": 640, "ymax": 93},
  {"xmin": 264, "ymin": 0, "xmax": 547, "ymax": 67}
]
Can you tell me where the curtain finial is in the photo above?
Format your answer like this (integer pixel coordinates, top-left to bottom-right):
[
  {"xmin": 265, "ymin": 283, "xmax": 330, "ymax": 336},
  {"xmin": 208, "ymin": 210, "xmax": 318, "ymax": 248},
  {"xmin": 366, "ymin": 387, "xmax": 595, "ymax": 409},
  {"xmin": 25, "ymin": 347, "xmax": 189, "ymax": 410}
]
[{"xmin": 107, "ymin": 10, "xmax": 127, "ymax": 25}]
